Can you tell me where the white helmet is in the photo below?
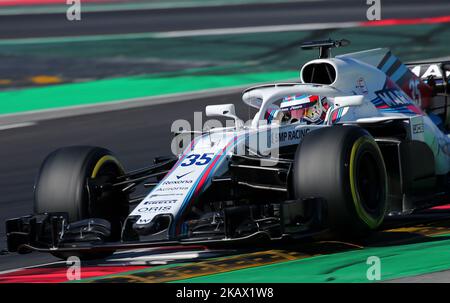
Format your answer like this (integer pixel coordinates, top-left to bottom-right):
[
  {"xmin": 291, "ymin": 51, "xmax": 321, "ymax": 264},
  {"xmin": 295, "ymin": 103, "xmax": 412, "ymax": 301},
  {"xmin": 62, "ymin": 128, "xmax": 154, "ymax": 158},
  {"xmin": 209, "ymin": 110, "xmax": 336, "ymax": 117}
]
[{"xmin": 270, "ymin": 95, "xmax": 328, "ymax": 124}]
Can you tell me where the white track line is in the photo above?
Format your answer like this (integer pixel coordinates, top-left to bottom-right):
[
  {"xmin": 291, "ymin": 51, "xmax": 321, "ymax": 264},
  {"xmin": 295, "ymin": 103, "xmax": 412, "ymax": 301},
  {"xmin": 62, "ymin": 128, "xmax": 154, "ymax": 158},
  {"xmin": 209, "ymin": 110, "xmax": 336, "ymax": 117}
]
[
  {"xmin": 0, "ymin": 260, "xmax": 65, "ymax": 276},
  {"xmin": 0, "ymin": 21, "xmax": 360, "ymax": 46},
  {"xmin": 154, "ymin": 22, "xmax": 360, "ymax": 38},
  {"xmin": 0, "ymin": 122, "xmax": 36, "ymax": 130}
]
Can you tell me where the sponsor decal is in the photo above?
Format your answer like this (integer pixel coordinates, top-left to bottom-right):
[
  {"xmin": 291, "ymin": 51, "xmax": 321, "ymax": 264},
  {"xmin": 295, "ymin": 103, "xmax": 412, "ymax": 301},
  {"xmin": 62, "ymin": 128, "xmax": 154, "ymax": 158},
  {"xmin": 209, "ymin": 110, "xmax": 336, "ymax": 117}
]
[
  {"xmin": 272, "ymin": 128, "xmax": 310, "ymax": 144},
  {"xmin": 138, "ymin": 206, "xmax": 172, "ymax": 214},
  {"xmin": 356, "ymin": 77, "xmax": 369, "ymax": 95},
  {"xmin": 410, "ymin": 64, "xmax": 450, "ymax": 79},
  {"xmin": 137, "ymin": 206, "xmax": 172, "ymax": 213},
  {"xmin": 156, "ymin": 186, "xmax": 189, "ymax": 192},
  {"xmin": 412, "ymin": 123, "xmax": 424, "ymax": 134},
  {"xmin": 375, "ymin": 88, "xmax": 412, "ymax": 107},
  {"xmin": 142, "ymin": 200, "xmax": 177, "ymax": 205},
  {"xmin": 150, "ymin": 193, "xmax": 183, "ymax": 197},
  {"xmin": 137, "ymin": 200, "xmax": 178, "ymax": 213},
  {"xmin": 176, "ymin": 171, "xmax": 193, "ymax": 179},
  {"xmin": 163, "ymin": 179, "xmax": 193, "ymax": 185}
]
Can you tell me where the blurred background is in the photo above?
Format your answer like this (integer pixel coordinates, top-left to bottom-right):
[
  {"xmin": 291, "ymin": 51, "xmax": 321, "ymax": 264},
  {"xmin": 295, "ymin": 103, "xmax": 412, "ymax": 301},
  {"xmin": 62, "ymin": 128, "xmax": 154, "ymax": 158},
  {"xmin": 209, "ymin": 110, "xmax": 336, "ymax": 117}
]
[{"xmin": 1, "ymin": 0, "xmax": 450, "ymax": 94}]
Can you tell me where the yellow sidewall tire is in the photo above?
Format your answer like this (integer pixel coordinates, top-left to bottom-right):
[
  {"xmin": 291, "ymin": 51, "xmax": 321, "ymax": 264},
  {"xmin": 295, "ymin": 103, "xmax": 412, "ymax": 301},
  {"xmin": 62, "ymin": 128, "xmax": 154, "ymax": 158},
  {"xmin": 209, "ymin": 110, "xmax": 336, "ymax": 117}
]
[{"xmin": 349, "ymin": 136, "xmax": 388, "ymax": 230}]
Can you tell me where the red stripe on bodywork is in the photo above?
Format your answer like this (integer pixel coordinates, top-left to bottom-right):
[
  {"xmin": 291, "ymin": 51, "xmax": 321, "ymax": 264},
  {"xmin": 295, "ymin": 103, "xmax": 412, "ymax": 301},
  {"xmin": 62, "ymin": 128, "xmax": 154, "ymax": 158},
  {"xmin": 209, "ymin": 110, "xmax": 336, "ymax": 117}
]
[
  {"xmin": 377, "ymin": 105, "xmax": 389, "ymax": 109},
  {"xmin": 194, "ymin": 155, "xmax": 222, "ymax": 196}
]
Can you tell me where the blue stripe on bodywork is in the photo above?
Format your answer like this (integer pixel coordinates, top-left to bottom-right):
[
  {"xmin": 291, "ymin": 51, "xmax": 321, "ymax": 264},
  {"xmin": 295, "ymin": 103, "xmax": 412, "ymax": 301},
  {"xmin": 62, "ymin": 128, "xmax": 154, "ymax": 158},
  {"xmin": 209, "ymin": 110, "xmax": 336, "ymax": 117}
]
[
  {"xmin": 381, "ymin": 56, "xmax": 397, "ymax": 73},
  {"xmin": 391, "ymin": 64, "xmax": 408, "ymax": 82}
]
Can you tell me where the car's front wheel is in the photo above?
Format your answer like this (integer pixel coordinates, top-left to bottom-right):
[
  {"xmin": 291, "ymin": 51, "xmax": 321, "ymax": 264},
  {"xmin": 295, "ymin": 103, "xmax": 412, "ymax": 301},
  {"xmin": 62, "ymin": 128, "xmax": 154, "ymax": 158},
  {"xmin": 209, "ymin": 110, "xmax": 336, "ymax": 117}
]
[
  {"xmin": 34, "ymin": 146, "xmax": 129, "ymax": 260},
  {"xmin": 292, "ymin": 126, "xmax": 388, "ymax": 236}
]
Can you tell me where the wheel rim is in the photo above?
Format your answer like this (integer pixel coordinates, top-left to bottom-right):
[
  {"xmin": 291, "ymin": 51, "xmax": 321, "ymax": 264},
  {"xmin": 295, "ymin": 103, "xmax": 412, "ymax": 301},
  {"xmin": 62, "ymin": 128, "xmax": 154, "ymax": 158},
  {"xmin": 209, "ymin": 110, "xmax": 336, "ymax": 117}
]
[
  {"xmin": 355, "ymin": 151, "xmax": 382, "ymax": 214},
  {"xmin": 88, "ymin": 156, "xmax": 128, "ymax": 239},
  {"xmin": 349, "ymin": 136, "xmax": 387, "ymax": 229}
]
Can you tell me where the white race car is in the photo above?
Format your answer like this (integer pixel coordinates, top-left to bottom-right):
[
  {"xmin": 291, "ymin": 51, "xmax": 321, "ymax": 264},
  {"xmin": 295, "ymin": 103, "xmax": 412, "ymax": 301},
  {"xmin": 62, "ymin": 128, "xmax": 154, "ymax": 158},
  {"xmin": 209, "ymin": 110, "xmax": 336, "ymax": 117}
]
[{"xmin": 6, "ymin": 39, "xmax": 450, "ymax": 259}]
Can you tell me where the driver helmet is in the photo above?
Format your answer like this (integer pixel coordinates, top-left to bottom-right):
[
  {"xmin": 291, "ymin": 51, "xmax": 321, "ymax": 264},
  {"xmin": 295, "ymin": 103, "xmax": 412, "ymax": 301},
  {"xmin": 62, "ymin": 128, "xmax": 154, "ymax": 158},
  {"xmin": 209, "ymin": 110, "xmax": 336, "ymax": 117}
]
[{"xmin": 267, "ymin": 95, "xmax": 329, "ymax": 125}]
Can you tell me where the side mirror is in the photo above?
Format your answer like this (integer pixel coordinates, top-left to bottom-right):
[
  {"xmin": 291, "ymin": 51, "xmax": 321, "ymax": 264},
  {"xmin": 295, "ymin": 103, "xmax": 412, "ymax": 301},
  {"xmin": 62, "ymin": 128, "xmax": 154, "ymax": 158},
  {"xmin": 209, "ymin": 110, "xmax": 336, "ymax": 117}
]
[
  {"xmin": 325, "ymin": 95, "xmax": 364, "ymax": 125},
  {"xmin": 205, "ymin": 104, "xmax": 243, "ymax": 129},
  {"xmin": 333, "ymin": 95, "xmax": 364, "ymax": 108},
  {"xmin": 206, "ymin": 104, "xmax": 237, "ymax": 118}
]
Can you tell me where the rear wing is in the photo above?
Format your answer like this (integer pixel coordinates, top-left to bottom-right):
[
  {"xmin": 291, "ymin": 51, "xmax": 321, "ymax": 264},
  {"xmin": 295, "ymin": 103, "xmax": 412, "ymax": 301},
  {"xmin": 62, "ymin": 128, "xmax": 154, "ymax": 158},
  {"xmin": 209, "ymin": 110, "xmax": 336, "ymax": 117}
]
[
  {"xmin": 406, "ymin": 61, "xmax": 450, "ymax": 128},
  {"xmin": 406, "ymin": 61, "xmax": 450, "ymax": 96},
  {"xmin": 334, "ymin": 46, "xmax": 450, "ymax": 128},
  {"xmin": 340, "ymin": 48, "xmax": 450, "ymax": 126}
]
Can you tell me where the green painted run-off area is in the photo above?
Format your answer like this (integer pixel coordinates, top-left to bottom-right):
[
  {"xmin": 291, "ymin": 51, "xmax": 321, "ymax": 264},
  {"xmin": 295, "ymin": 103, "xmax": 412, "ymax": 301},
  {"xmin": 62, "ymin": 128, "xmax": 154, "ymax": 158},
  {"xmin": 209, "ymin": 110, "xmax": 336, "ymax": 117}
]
[{"xmin": 173, "ymin": 234, "xmax": 450, "ymax": 283}]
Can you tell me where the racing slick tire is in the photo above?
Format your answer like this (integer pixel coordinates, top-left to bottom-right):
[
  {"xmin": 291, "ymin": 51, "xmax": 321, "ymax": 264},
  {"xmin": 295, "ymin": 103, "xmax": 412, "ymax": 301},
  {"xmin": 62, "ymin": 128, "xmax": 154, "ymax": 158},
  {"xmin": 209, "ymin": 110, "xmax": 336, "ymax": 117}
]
[
  {"xmin": 34, "ymin": 146, "xmax": 128, "ymax": 260},
  {"xmin": 293, "ymin": 125, "xmax": 388, "ymax": 236}
]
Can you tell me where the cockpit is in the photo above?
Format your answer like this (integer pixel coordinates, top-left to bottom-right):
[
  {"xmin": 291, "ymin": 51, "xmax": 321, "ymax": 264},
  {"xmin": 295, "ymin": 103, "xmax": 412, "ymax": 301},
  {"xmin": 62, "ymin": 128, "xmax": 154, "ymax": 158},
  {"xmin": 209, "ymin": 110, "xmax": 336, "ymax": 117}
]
[{"xmin": 265, "ymin": 94, "xmax": 332, "ymax": 125}]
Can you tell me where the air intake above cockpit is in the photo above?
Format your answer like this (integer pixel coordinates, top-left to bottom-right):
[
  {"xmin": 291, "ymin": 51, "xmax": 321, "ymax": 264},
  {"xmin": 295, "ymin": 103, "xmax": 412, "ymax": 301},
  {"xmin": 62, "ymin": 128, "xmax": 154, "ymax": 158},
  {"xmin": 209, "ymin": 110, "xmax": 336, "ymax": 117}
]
[{"xmin": 301, "ymin": 62, "xmax": 337, "ymax": 85}]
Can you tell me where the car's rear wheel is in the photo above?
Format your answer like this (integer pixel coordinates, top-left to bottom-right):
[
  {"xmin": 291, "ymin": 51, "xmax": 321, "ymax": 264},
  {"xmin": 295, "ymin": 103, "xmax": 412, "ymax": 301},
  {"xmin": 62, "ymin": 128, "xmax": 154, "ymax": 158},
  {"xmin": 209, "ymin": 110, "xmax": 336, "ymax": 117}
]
[
  {"xmin": 34, "ymin": 146, "xmax": 129, "ymax": 260},
  {"xmin": 292, "ymin": 126, "xmax": 388, "ymax": 236}
]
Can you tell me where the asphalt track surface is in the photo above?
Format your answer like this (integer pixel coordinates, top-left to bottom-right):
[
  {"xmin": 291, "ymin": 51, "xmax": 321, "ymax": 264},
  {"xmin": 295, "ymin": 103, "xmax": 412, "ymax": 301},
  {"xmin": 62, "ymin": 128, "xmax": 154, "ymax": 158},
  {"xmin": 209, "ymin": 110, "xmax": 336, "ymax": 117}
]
[
  {"xmin": 1, "ymin": 0, "xmax": 450, "ymax": 281},
  {"xmin": 1, "ymin": 0, "xmax": 450, "ymax": 39}
]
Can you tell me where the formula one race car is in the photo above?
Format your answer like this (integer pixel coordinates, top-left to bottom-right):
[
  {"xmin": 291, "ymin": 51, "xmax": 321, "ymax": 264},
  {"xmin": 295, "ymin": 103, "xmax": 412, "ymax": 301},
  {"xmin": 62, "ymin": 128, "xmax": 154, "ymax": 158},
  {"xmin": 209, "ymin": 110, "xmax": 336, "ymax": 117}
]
[{"xmin": 6, "ymin": 39, "xmax": 450, "ymax": 259}]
